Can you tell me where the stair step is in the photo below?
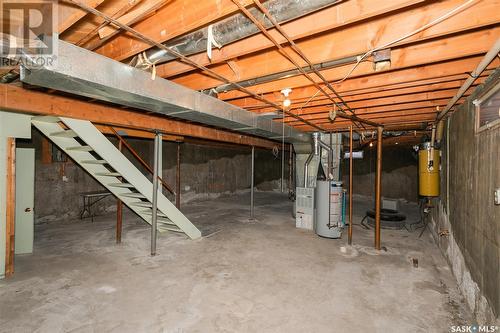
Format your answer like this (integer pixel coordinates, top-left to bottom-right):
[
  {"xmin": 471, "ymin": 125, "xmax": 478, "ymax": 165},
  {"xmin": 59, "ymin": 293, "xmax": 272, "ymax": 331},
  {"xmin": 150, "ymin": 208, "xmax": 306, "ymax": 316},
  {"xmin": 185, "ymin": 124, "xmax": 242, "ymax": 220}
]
[
  {"xmin": 50, "ymin": 130, "xmax": 77, "ymax": 138},
  {"xmin": 157, "ymin": 225, "xmax": 184, "ymax": 233},
  {"xmin": 31, "ymin": 116, "xmax": 60, "ymax": 123},
  {"xmin": 66, "ymin": 145, "xmax": 93, "ymax": 152},
  {"xmin": 121, "ymin": 193, "xmax": 147, "ymax": 199},
  {"xmin": 140, "ymin": 209, "xmax": 168, "ymax": 217},
  {"xmin": 130, "ymin": 202, "xmax": 153, "ymax": 208},
  {"xmin": 108, "ymin": 183, "xmax": 134, "ymax": 188},
  {"xmin": 81, "ymin": 159, "xmax": 107, "ymax": 164},
  {"xmin": 94, "ymin": 172, "xmax": 121, "ymax": 177}
]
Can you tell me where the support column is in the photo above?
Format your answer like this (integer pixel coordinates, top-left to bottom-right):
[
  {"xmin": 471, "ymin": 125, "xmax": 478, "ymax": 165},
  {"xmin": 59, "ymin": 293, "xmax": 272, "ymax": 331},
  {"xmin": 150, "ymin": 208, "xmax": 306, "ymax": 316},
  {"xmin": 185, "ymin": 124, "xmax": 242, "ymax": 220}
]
[
  {"xmin": 116, "ymin": 140, "xmax": 123, "ymax": 244},
  {"xmin": 348, "ymin": 125, "xmax": 353, "ymax": 245},
  {"xmin": 375, "ymin": 126, "xmax": 383, "ymax": 250},
  {"xmin": 5, "ymin": 138, "xmax": 15, "ymax": 277},
  {"xmin": 151, "ymin": 132, "xmax": 161, "ymax": 256},
  {"xmin": 250, "ymin": 146, "xmax": 255, "ymax": 219},
  {"xmin": 176, "ymin": 142, "xmax": 181, "ymax": 209}
]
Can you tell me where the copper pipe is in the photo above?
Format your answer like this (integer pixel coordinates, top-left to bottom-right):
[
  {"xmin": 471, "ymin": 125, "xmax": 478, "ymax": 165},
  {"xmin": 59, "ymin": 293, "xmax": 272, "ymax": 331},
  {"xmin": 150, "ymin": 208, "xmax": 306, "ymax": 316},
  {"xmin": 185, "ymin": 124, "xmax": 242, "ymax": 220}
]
[
  {"xmin": 176, "ymin": 142, "xmax": 181, "ymax": 209},
  {"xmin": 251, "ymin": 0, "xmax": 373, "ymax": 129},
  {"xmin": 66, "ymin": 0, "xmax": 324, "ymax": 131},
  {"xmin": 109, "ymin": 127, "xmax": 175, "ymax": 194},
  {"xmin": 348, "ymin": 125, "xmax": 353, "ymax": 245},
  {"xmin": 116, "ymin": 139, "xmax": 123, "ymax": 244},
  {"xmin": 233, "ymin": 0, "xmax": 379, "ymax": 128},
  {"xmin": 375, "ymin": 126, "xmax": 383, "ymax": 250}
]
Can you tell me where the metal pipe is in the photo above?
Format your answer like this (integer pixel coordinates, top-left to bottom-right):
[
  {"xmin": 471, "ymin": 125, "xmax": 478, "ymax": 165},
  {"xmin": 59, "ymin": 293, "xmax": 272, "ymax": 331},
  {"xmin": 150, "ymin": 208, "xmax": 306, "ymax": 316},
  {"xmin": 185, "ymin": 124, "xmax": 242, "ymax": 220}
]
[
  {"xmin": 304, "ymin": 152, "xmax": 314, "ymax": 188},
  {"xmin": 116, "ymin": 140, "xmax": 123, "ymax": 244},
  {"xmin": 288, "ymin": 143, "xmax": 293, "ymax": 194},
  {"xmin": 437, "ymin": 38, "xmax": 500, "ymax": 121},
  {"xmin": 375, "ymin": 126, "xmax": 383, "ymax": 250},
  {"xmin": 176, "ymin": 142, "xmax": 181, "ymax": 209},
  {"xmin": 65, "ymin": 0, "xmax": 325, "ymax": 132},
  {"xmin": 251, "ymin": 0, "xmax": 366, "ymax": 128},
  {"xmin": 213, "ymin": 55, "xmax": 359, "ymax": 93},
  {"xmin": 131, "ymin": 0, "xmax": 340, "ymax": 68},
  {"xmin": 348, "ymin": 125, "xmax": 353, "ymax": 245},
  {"xmin": 250, "ymin": 146, "xmax": 255, "ymax": 219},
  {"xmin": 151, "ymin": 132, "xmax": 161, "ymax": 256},
  {"xmin": 234, "ymin": 0, "xmax": 378, "ymax": 128}
]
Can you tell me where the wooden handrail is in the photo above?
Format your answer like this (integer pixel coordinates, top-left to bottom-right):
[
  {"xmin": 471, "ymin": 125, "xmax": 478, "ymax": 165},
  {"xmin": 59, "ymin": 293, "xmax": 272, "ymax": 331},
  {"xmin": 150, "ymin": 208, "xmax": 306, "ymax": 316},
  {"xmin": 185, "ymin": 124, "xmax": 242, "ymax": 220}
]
[{"xmin": 109, "ymin": 127, "xmax": 175, "ymax": 195}]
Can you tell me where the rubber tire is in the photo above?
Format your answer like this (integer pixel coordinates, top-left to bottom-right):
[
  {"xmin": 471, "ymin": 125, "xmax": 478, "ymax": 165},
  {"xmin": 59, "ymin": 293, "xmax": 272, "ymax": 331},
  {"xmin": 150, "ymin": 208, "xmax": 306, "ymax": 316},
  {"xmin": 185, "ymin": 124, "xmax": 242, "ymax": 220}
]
[{"xmin": 366, "ymin": 208, "xmax": 406, "ymax": 221}]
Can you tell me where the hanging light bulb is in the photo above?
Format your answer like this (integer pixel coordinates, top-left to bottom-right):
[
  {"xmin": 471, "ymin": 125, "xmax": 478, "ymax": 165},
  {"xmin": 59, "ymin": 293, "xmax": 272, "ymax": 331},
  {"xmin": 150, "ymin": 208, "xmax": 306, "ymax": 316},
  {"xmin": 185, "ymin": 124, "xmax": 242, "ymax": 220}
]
[
  {"xmin": 369, "ymin": 142, "xmax": 374, "ymax": 147},
  {"xmin": 281, "ymin": 88, "xmax": 292, "ymax": 108}
]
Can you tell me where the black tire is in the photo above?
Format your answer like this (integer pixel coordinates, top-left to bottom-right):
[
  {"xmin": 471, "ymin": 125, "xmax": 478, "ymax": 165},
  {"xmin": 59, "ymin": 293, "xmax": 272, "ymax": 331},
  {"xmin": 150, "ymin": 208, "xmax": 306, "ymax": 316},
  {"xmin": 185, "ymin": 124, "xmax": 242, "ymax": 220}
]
[{"xmin": 366, "ymin": 208, "xmax": 406, "ymax": 221}]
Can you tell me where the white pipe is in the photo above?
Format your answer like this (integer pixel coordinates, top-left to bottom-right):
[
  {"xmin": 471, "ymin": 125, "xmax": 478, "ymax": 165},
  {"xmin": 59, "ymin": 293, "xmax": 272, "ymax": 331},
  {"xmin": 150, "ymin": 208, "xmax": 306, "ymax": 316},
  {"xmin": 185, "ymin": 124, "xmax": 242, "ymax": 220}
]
[{"xmin": 437, "ymin": 38, "xmax": 500, "ymax": 120}]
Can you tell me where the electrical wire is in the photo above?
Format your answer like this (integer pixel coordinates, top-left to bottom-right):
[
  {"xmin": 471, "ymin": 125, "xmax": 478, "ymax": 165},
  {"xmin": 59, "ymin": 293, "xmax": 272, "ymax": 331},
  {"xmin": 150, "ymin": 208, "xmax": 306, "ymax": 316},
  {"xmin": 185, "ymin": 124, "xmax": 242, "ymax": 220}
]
[{"xmin": 333, "ymin": 0, "xmax": 478, "ymax": 84}]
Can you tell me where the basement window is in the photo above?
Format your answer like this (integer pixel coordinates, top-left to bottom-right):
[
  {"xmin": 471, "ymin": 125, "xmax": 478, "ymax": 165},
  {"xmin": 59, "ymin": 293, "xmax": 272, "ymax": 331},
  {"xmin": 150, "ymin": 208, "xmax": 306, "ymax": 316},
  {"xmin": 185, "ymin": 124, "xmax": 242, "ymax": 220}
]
[{"xmin": 475, "ymin": 80, "xmax": 500, "ymax": 133}]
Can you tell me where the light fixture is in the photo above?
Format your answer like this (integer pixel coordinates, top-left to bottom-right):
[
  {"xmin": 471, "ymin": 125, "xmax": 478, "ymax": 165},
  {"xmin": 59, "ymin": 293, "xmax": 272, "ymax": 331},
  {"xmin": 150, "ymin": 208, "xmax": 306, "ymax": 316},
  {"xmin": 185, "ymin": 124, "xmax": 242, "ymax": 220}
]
[
  {"xmin": 369, "ymin": 142, "xmax": 373, "ymax": 147},
  {"xmin": 281, "ymin": 88, "xmax": 292, "ymax": 108}
]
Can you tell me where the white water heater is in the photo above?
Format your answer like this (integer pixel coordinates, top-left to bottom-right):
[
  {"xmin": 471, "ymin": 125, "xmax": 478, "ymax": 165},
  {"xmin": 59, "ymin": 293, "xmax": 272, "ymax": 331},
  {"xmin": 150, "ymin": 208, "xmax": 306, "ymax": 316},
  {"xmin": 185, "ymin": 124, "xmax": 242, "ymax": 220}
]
[{"xmin": 314, "ymin": 180, "xmax": 343, "ymax": 239}]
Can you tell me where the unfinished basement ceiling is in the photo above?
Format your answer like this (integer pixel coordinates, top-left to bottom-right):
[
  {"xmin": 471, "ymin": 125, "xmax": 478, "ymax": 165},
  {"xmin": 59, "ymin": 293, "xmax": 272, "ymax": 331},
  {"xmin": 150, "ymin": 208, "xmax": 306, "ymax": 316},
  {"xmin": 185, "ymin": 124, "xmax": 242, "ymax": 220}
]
[{"xmin": 4, "ymin": 0, "xmax": 500, "ymax": 145}]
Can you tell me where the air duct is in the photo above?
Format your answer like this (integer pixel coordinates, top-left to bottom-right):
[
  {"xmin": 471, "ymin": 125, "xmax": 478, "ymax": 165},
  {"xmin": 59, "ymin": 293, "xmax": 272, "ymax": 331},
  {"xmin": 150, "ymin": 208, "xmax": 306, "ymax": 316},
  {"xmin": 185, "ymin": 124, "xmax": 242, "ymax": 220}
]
[
  {"xmin": 130, "ymin": 0, "xmax": 340, "ymax": 69},
  {"xmin": 20, "ymin": 40, "xmax": 309, "ymax": 143}
]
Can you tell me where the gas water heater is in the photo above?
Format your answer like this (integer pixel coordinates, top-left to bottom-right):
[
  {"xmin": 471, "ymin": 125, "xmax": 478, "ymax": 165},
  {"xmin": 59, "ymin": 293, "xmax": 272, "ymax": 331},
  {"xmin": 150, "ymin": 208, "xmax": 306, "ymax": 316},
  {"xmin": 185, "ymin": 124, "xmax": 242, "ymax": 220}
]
[{"xmin": 295, "ymin": 132, "xmax": 345, "ymax": 239}]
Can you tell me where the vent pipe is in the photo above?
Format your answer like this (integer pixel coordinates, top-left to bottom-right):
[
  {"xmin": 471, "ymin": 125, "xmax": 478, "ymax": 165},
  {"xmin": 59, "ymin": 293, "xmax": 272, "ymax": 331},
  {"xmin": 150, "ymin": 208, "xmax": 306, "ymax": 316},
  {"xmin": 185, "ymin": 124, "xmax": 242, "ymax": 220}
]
[
  {"xmin": 130, "ymin": 0, "xmax": 340, "ymax": 69},
  {"xmin": 304, "ymin": 132, "xmax": 333, "ymax": 187}
]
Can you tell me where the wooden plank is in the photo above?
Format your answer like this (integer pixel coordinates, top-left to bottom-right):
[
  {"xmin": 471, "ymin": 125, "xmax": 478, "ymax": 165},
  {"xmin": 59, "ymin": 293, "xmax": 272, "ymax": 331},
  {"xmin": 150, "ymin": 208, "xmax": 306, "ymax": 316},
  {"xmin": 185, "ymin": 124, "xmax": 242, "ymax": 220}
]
[
  {"xmin": 4, "ymin": 138, "xmax": 15, "ymax": 278},
  {"xmin": 58, "ymin": 0, "xmax": 105, "ymax": 33},
  {"xmin": 0, "ymin": 85, "xmax": 277, "ymax": 149},
  {"xmin": 219, "ymin": 56, "xmax": 494, "ymax": 103},
  {"xmin": 98, "ymin": 0, "xmax": 165, "ymax": 39},
  {"xmin": 173, "ymin": 26, "xmax": 499, "ymax": 91},
  {"xmin": 95, "ymin": 0, "xmax": 255, "ymax": 61},
  {"xmin": 41, "ymin": 137, "xmax": 52, "ymax": 164},
  {"xmin": 75, "ymin": 0, "xmax": 144, "ymax": 47},
  {"xmin": 156, "ymin": 0, "xmax": 426, "ymax": 78}
]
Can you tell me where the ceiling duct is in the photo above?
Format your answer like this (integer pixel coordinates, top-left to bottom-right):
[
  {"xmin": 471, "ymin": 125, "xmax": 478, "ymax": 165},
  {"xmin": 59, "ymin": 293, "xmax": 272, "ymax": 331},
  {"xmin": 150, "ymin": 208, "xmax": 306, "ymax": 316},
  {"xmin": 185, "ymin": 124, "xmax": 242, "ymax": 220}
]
[
  {"xmin": 20, "ymin": 41, "xmax": 308, "ymax": 143},
  {"xmin": 130, "ymin": 0, "xmax": 340, "ymax": 69}
]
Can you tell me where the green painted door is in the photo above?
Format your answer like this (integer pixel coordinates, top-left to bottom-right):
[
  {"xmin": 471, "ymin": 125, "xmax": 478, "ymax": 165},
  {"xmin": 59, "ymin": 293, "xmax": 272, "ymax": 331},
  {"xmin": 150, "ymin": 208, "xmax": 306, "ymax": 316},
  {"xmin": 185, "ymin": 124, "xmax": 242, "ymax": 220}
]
[{"xmin": 15, "ymin": 148, "xmax": 35, "ymax": 254}]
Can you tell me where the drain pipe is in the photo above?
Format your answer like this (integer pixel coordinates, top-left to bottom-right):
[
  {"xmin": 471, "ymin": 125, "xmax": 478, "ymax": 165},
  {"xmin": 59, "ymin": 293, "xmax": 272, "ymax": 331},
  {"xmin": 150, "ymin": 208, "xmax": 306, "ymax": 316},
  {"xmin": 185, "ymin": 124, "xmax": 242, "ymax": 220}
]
[
  {"xmin": 436, "ymin": 38, "xmax": 500, "ymax": 121},
  {"xmin": 131, "ymin": 0, "xmax": 340, "ymax": 69}
]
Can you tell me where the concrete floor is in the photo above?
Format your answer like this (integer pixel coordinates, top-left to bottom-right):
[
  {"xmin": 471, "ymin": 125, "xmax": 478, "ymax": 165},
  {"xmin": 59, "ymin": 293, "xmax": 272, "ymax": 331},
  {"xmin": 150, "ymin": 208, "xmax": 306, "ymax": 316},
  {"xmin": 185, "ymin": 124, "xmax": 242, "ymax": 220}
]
[{"xmin": 0, "ymin": 192, "xmax": 472, "ymax": 332}]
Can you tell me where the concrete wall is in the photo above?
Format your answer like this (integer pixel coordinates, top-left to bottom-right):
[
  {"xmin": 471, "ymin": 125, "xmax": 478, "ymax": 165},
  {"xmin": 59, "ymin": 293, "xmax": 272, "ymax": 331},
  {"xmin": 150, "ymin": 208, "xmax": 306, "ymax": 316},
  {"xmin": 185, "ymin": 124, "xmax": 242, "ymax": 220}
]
[
  {"xmin": 341, "ymin": 146, "xmax": 419, "ymax": 202},
  {"xmin": 429, "ymin": 70, "xmax": 500, "ymax": 324},
  {"xmin": 26, "ymin": 131, "xmax": 288, "ymax": 223}
]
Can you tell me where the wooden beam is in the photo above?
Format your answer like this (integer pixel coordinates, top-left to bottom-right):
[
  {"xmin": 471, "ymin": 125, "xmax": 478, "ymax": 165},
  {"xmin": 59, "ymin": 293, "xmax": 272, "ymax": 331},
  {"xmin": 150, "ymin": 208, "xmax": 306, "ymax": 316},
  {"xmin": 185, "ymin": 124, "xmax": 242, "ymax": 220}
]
[
  {"xmin": 173, "ymin": 26, "xmax": 499, "ymax": 91},
  {"xmin": 156, "ymin": 0, "xmax": 426, "ymax": 78},
  {"xmin": 83, "ymin": 0, "xmax": 168, "ymax": 50},
  {"xmin": 0, "ymin": 85, "xmax": 278, "ymax": 149},
  {"xmin": 5, "ymin": 138, "xmax": 15, "ymax": 278},
  {"xmin": 97, "ymin": 0, "xmax": 165, "ymax": 40},
  {"xmin": 58, "ymin": 0, "xmax": 105, "ymax": 33},
  {"xmin": 221, "ymin": 56, "xmax": 496, "ymax": 101},
  {"xmin": 232, "ymin": 76, "xmax": 487, "ymax": 111},
  {"xmin": 95, "ymin": 0, "xmax": 255, "ymax": 61}
]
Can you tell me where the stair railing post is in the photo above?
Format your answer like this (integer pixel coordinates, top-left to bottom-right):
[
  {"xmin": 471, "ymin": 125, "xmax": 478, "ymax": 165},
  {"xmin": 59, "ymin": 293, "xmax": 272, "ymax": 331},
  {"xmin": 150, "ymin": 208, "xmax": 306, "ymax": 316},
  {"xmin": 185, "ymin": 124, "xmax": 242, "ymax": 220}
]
[{"xmin": 151, "ymin": 131, "xmax": 161, "ymax": 256}]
